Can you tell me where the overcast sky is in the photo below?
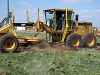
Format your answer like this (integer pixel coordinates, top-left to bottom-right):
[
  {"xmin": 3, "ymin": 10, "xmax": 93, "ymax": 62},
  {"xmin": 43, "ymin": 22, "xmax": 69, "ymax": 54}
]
[{"xmin": 0, "ymin": 0, "xmax": 100, "ymax": 27}]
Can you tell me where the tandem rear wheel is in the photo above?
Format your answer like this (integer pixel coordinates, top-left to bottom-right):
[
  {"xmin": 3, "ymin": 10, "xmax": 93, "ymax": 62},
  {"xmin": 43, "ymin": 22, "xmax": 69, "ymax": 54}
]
[
  {"xmin": 66, "ymin": 34, "xmax": 82, "ymax": 47},
  {"xmin": 66, "ymin": 33, "xmax": 96, "ymax": 48},
  {"xmin": 82, "ymin": 33, "xmax": 96, "ymax": 48}
]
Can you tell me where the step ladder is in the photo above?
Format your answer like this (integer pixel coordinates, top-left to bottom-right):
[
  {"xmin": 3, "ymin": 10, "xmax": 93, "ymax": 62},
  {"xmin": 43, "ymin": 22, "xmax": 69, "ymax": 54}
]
[{"xmin": 46, "ymin": 32, "xmax": 51, "ymax": 41}]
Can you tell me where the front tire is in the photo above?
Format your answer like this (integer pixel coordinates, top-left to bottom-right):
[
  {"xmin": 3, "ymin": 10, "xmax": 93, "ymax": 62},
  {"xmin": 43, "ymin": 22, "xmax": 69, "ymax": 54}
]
[
  {"xmin": 0, "ymin": 34, "xmax": 19, "ymax": 53},
  {"xmin": 66, "ymin": 34, "xmax": 82, "ymax": 47}
]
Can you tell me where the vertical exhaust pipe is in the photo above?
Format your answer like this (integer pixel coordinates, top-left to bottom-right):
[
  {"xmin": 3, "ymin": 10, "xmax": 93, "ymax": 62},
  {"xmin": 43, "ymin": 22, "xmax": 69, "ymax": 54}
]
[
  {"xmin": 75, "ymin": 14, "xmax": 79, "ymax": 21},
  {"xmin": 26, "ymin": 10, "xmax": 30, "ymax": 23},
  {"xmin": 37, "ymin": 8, "xmax": 40, "ymax": 21}
]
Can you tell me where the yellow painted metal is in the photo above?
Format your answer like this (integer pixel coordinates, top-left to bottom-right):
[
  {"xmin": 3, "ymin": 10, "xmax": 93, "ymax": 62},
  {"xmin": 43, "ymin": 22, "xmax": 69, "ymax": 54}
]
[
  {"xmin": 25, "ymin": 10, "xmax": 33, "ymax": 30},
  {"xmin": 93, "ymin": 28, "xmax": 97, "ymax": 36},
  {"xmin": 34, "ymin": 8, "xmax": 42, "ymax": 32},
  {"xmin": 25, "ymin": 36, "xmax": 42, "ymax": 42},
  {"xmin": 12, "ymin": 10, "xmax": 17, "ymax": 37},
  {"xmin": 0, "ymin": 10, "xmax": 17, "ymax": 37},
  {"xmin": 0, "ymin": 23, "xmax": 17, "ymax": 37},
  {"xmin": 93, "ymin": 28, "xmax": 100, "ymax": 36},
  {"xmin": 87, "ymin": 36, "xmax": 95, "ymax": 47},
  {"xmin": 0, "ymin": 24, "xmax": 12, "ymax": 33},
  {"xmin": 96, "ymin": 28, "xmax": 100, "ymax": 36},
  {"xmin": 26, "ymin": 10, "xmax": 30, "ymax": 23},
  {"xmin": 12, "ymin": 10, "xmax": 14, "ymax": 23},
  {"xmin": 34, "ymin": 8, "xmax": 54, "ymax": 34},
  {"xmin": 72, "ymin": 37, "xmax": 80, "ymax": 46},
  {"xmin": 34, "ymin": 20, "xmax": 54, "ymax": 35},
  {"xmin": 25, "ymin": 26, "xmax": 33, "ymax": 30},
  {"xmin": 60, "ymin": 8, "xmax": 69, "ymax": 43},
  {"xmin": 44, "ymin": 8, "xmax": 73, "ymax": 12},
  {"xmin": 12, "ymin": 25, "xmax": 17, "ymax": 37},
  {"xmin": 4, "ymin": 38, "xmax": 15, "ymax": 50},
  {"xmin": 37, "ymin": 8, "xmax": 40, "ymax": 21},
  {"xmin": 72, "ymin": 25, "xmax": 92, "ymax": 36}
]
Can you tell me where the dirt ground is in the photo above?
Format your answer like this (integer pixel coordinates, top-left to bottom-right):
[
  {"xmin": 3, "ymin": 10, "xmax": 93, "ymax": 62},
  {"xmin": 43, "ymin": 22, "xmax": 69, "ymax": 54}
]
[{"xmin": 19, "ymin": 39, "xmax": 100, "ymax": 51}]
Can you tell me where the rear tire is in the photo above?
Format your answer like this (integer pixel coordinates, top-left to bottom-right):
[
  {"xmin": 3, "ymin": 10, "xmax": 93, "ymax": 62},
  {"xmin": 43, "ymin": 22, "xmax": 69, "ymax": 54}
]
[
  {"xmin": 66, "ymin": 34, "xmax": 82, "ymax": 47},
  {"xmin": 82, "ymin": 33, "xmax": 96, "ymax": 48},
  {"xmin": 0, "ymin": 34, "xmax": 19, "ymax": 53}
]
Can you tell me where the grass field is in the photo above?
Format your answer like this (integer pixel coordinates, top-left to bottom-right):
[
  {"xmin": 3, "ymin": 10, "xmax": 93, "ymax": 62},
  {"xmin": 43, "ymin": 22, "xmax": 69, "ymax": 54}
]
[
  {"xmin": 0, "ymin": 31, "xmax": 100, "ymax": 75},
  {"xmin": 0, "ymin": 49, "xmax": 100, "ymax": 75},
  {"xmin": 97, "ymin": 36, "xmax": 100, "ymax": 43},
  {"xmin": 16, "ymin": 30, "xmax": 46, "ymax": 38}
]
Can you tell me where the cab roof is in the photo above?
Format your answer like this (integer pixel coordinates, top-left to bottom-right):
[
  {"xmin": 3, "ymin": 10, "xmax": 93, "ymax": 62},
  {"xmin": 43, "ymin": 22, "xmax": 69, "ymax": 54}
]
[{"xmin": 44, "ymin": 8, "xmax": 73, "ymax": 12}]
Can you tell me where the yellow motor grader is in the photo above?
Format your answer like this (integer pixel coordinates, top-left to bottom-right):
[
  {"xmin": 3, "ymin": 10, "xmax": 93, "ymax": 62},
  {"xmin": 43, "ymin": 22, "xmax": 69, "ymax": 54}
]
[
  {"xmin": 34, "ymin": 8, "xmax": 96, "ymax": 47},
  {"xmin": 0, "ymin": 7, "xmax": 98, "ymax": 52}
]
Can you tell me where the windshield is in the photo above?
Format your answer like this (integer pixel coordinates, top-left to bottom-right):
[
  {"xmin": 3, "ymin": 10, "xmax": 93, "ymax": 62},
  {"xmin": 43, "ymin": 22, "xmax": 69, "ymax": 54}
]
[
  {"xmin": 45, "ymin": 11, "xmax": 54, "ymax": 19},
  {"xmin": 45, "ymin": 11, "xmax": 54, "ymax": 28}
]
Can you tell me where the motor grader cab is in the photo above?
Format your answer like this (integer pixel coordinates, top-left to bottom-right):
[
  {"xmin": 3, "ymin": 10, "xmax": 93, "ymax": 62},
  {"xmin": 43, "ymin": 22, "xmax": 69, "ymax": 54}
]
[
  {"xmin": 43, "ymin": 8, "xmax": 73, "ymax": 42},
  {"xmin": 40, "ymin": 8, "xmax": 96, "ymax": 48}
]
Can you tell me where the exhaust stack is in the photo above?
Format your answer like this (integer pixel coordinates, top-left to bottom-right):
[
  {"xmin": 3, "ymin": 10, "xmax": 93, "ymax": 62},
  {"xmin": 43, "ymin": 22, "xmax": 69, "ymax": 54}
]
[{"xmin": 75, "ymin": 14, "xmax": 79, "ymax": 21}]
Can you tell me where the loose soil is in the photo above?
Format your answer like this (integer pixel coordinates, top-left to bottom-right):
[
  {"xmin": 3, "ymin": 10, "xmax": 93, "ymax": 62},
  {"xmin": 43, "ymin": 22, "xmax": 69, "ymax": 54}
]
[{"xmin": 19, "ymin": 39, "xmax": 100, "ymax": 51}]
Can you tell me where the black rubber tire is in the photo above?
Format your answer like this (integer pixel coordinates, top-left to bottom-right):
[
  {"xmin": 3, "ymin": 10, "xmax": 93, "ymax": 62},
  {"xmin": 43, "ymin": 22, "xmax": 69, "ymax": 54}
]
[
  {"xmin": 82, "ymin": 33, "xmax": 96, "ymax": 48},
  {"xmin": 0, "ymin": 34, "xmax": 19, "ymax": 53},
  {"xmin": 66, "ymin": 34, "xmax": 82, "ymax": 47}
]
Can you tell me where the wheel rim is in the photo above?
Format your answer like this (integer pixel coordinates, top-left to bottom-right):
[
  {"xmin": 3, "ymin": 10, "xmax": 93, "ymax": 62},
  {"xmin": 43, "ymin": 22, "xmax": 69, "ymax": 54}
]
[
  {"xmin": 4, "ymin": 39, "xmax": 15, "ymax": 51},
  {"xmin": 72, "ymin": 37, "xmax": 80, "ymax": 47},
  {"xmin": 87, "ymin": 36, "xmax": 94, "ymax": 47}
]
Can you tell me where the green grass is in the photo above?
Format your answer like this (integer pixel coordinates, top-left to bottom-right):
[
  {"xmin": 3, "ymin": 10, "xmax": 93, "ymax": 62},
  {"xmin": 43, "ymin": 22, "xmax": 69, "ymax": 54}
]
[
  {"xmin": 1, "ymin": 31, "xmax": 100, "ymax": 75},
  {"xmin": 16, "ymin": 30, "xmax": 46, "ymax": 38},
  {"xmin": 97, "ymin": 36, "xmax": 100, "ymax": 43},
  {"xmin": 0, "ymin": 49, "xmax": 100, "ymax": 75}
]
